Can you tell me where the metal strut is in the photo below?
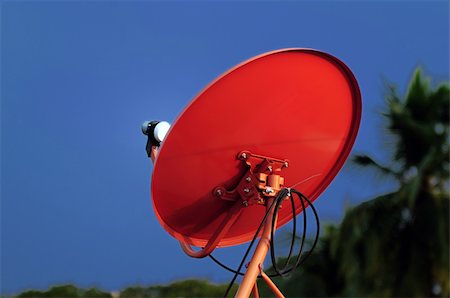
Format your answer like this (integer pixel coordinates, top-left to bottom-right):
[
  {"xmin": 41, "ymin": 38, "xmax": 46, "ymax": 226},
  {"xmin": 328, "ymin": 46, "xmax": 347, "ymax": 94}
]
[{"xmin": 213, "ymin": 151, "xmax": 289, "ymax": 298}]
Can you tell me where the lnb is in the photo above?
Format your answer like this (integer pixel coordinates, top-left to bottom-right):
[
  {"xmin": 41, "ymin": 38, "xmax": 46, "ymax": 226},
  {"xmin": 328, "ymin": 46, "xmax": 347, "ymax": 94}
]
[
  {"xmin": 142, "ymin": 120, "xmax": 170, "ymax": 157},
  {"xmin": 142, "ymin": 120, "xmax": 171, "ymax": 143}
]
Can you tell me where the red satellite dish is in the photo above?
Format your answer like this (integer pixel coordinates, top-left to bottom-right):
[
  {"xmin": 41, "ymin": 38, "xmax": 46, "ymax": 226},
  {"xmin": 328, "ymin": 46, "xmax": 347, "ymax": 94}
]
[
  {"xmin": 144, "ymin": 48, "xmax": 361, "ymax": 297},
  {"xmin": 151, "ymin": 48, "xmax": 361, "ymax": 246}
]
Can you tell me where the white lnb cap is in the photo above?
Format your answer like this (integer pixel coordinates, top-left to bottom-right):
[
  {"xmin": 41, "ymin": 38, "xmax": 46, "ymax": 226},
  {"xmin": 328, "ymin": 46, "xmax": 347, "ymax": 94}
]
[{"xmin": 153, "ymin": 121, "xmax": 171, "ymax": 142}]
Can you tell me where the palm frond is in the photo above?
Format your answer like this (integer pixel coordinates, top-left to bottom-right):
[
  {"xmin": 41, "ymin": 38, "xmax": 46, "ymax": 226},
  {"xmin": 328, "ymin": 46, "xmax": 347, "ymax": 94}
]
[{"xmin": 352, "ymin": 155, "xmax": 399, "ymax": 178}]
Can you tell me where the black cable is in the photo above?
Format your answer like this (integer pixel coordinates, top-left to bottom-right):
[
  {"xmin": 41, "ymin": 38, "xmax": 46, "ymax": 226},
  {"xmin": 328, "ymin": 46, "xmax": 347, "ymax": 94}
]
[
  {"xmin": 211, "ymin": 188, "xmax": 319, "ymax": 276},
  {"xmin": 269, "ymin": 189, "xmax": 320, "ymax": 276},
  {"xmin": 269, "ymin": 189, "xmax": 305, "ymax": 277},
  {"xmin": 209, "ymin": 190, "xmax": 294, "ymax": 277},
  {"xmin": 208, "ymin": 254, "xmax": 244, "ymax": 276},
  {"xmin": 290, "ymin": 189, "xmax": 320, "ymax": 269},
  {"xmin": 269, "ymin": 191, "xmax": 296, "ymax": 276},
  {"xmin": 209, "ymin": 188, "xmax": 293, "ymax": 277},
  {"xmin": 222, "ymin": 188, "xmax": 289, "ymax": 297},
  {"xmin": 219, "ymin": 187, "xmax": 321, "ymax": 297}
]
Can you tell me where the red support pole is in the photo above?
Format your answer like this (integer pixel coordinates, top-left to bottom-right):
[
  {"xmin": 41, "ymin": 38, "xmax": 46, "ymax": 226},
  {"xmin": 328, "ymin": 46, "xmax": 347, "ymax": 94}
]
[
  {"xmin": 235, "ymin": 198, "xmax": 283, "ymax": 298},
  {"xmin": 251, "ymin": 282, "xmax": 259, "ymax": 298},
  {"xmin": 259, "ymin": 265, "xmax": 285, "ymax": 298}
]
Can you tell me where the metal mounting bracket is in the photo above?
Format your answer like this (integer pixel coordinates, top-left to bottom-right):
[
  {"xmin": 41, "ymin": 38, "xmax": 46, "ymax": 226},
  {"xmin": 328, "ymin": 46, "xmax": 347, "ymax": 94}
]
[{"xmin": 213, "ymin": 150, "xmax": 289, "ymax": 207}]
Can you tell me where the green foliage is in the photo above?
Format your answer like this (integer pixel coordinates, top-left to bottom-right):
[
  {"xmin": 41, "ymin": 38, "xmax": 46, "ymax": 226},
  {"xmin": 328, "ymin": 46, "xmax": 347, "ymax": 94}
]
[
  {"xmin": 331, "ymin": 191, "xmax": 449, "ymax": 297},
  {"xmin": 13, "ymin": 281, "xmax": 237, "ymax": 298},
  {"xmin": 120, "ymin": 280, "xmax": 237, "ymax": 298},
  {"xmin": 16, "ymin": 285, "xmax": 111, "ymax": 298}
]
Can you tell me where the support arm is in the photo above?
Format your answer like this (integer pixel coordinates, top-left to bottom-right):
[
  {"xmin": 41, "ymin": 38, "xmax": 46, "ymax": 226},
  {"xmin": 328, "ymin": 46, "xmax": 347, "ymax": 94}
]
[{"xmin": 180, "ymin": 198, "xmax": 244, "ymax": 258}]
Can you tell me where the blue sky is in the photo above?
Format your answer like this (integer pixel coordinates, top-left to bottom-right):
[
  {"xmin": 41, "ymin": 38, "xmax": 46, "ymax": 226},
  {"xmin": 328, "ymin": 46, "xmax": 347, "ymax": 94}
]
[{"xmin": 1, "ymin": 1, "xmax": 449, "ymax": 295}]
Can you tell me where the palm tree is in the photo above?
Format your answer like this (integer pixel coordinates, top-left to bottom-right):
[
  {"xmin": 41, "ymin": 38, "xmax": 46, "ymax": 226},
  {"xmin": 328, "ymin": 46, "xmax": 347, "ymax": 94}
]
[
  {"xmin": 333, "ymin": 69, "xmax": 449, "ymax": 297},
  {"xmin": 259, "ymin": 69, "xmax": 449, "ymax": 297}
]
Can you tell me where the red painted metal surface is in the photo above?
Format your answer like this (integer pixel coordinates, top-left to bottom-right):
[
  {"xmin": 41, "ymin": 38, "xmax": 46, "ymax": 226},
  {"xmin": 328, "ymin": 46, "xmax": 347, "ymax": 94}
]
[{"xmin": 151, "ymin": 48, "xmax": 361, "ymax": 247}]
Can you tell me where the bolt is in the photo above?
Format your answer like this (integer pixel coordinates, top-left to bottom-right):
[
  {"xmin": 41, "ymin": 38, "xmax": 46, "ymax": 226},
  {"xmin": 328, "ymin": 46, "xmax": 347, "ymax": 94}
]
[
  {"xmin": 242, "ymin": 200, "xmax": 249, "ymax": 207},
  {"xmin": 246, "ymin": 176, "xmax": 251, "ymax": 182},
  {"xmin": 215, "ymin": 189, "xmax": 222, "ymax": 196},
  {"xmin": 265, "ymin": 187, "xmax": 274, "ymax": 194},
  {"xmin": 241, "ymin": 153, "xmax": 247, "ymax": 159},
  {"xmin": 267, "ymin": 166, "xmax": 273, "ymax": 172},
  {"xmin": 244, "ymin": 188, "xmax": 250, "ymax": 193},
  {"xmin": 284, "ymin": 162, "xmax": 289, "ymax": 168}
]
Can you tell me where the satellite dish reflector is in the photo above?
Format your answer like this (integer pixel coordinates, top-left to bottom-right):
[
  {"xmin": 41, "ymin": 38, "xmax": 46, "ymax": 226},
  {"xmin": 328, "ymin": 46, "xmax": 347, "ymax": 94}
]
[{"xmin": 151, "ymin": 48, "xmax": 361, "ymax": 248}]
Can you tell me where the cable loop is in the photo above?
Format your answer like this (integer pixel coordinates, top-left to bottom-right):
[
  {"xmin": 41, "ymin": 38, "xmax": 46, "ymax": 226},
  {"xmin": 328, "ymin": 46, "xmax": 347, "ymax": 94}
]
[{"xmin": 215, "ymin": 187, "xmax": 320, "ymax": 297}]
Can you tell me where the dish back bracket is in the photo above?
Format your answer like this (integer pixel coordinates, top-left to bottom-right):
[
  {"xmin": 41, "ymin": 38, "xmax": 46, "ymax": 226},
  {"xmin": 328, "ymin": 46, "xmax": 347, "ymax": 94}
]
[{"xmin": 213, "ymin": 151, "xmax": 289, "ymax": 207}]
